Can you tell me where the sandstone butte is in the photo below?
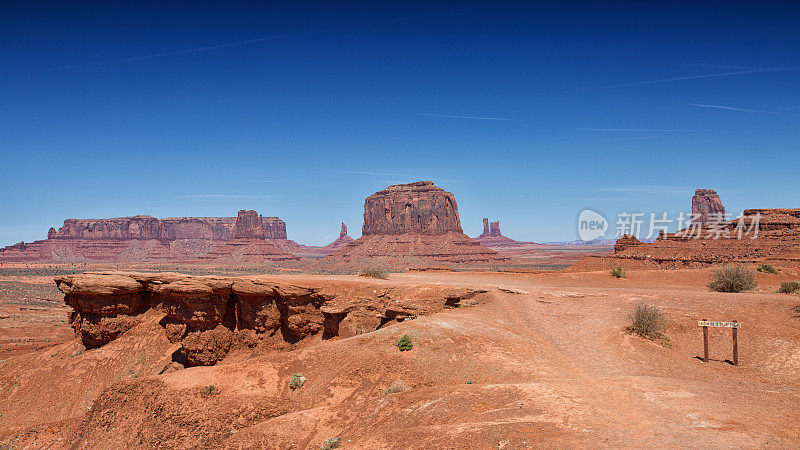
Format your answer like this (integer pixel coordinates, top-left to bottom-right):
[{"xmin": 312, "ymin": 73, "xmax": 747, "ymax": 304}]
[
  {"xmin": 0, "ymin": 211, "xmax": 352, "ymax": 262},
  {"xmin": 573, "ymin": 189, "xmax": 800, "ymax": 269},
  {"xmin": 198, "ymin": 210, "xmax": 299, "ymax": 263},
  {"xmin": 320, "ymin": 181, "xmax": 512, "ymax": 269},
  {"xmin": 474, "ymin": 218, "xmax": 541, "ymax": 249},
  {"xmin": 691, "ymin": 188, "xmax": 726, "ymax": 224}
]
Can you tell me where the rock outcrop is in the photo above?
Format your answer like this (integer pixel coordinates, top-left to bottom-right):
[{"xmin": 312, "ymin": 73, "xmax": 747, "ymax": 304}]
[
  {"xmin": 692, "ymin": 189, "xmax": 725, "ymax": 224},
  {"xmin": 613, "ymin": 234, "xmax": 642, "ymax": 253},
  {"xmin": 55, "ymin": 271, "xmax": 492, "ymax": 365},
  {"xmin": 475, "ymin": 218, "xmax": 539, "ymax": 249},
  {"xmin": 322, "ymin": 222, "xmax": 355, "ymax": 252},
  {"xmin": 0, "ymin": 212, "xmax": 290, "ymax": 262},
  {"xmin": 573, "ymin": 208, "xmax": 800, "ymax": 270},
  {"xmin": 322, "ymin": 182, "xmax": 512, "ymax": 269}
]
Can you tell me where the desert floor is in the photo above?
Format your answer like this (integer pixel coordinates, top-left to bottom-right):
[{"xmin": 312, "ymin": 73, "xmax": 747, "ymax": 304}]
[{"xmin": 1, "ymin": 265, "xmax": 799, "ymax": 448}]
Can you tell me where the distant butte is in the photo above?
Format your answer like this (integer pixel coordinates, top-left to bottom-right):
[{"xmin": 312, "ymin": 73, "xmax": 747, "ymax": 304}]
[
  {"xmin": 199, "ymin": 210, "xmax": 298, "ymax": 263},
  {"xmin": 475, "ymin": 218, "xmax": 540, "ymax": 249},
  {"xmin": 692, "ymin": 189, "xmax": 725, "ymax": 224},
  {"xmin": 321, "ymin": 181, "xmax": 512, "ymax": 269}
]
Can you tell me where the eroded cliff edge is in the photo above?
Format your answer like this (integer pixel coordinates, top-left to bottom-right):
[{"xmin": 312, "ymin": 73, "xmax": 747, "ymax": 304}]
[{"xmin": 55, "ymin": 271, "xmax": 491, "ymax": 367}]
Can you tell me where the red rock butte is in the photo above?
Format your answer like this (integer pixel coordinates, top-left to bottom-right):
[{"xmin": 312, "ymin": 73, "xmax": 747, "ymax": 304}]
[
  {"xmin": 475, "ymin": 218, "xmax": 540, "ymax": 249},
  {"xmin": 692, "ymin": 189, "xmax": 725, "ymax": 224},
  {"xmin": 322, "ymin": 181, "xmax": 512, "ymax": 269},
  {"xmin": 199, "ymin": 210, "xmax": 299, "ymax": 262}
]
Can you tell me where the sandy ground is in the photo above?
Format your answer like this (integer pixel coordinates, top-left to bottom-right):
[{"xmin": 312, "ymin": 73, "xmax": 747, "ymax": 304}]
[{"xmin": 0, "ymin": 264, "xmax": 798, "ymax": 448}]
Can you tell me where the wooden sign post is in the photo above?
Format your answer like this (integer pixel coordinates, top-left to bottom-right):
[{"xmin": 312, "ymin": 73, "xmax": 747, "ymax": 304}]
[{"xmin": 698, "ymin": 319, "xmax": 740, "ymax": 365}]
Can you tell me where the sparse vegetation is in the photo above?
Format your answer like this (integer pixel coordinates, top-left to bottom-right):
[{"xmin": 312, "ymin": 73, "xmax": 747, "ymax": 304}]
[
  {"xmin": 384, "ymin": 381, "xmax": 408, "ymax": 394},
  {"xmin": 627, "ymin": 303, "xmax": 666, "ymax": 341},
  {"xmin": 465, "ymin": 379, "xmax": 476, "ymax": 384},
  {"xmin": 397, "ymin": 334, "xmax": 413, "ymax": 351},
  {"xmin": 610, "ymin": 267, "xmax": 626, "ymax": 278},
  {"xmin": 319, "ymin": 436, "xmax": 342, "ymax": 450},
  {"xmin": 289, "ymin": 373, "xmax": 306, "ymax": 390},
  {"xmin": 359, "ymin": 268, "xmax": 388, "ymax": 279},
  {"xmin": 708, "ymin": 264, "xmax": 758, "ymax": 293},
  {"xmin": 757, "ymin": 264, "xmax": 780, "ymax": 274},
  {"xmin": 199, "ymin": 385, "xmax": 220, "ymax": 398},
  {"xmin": 777, "ymin": 281, "xmax": 800, "ymax": 294}
]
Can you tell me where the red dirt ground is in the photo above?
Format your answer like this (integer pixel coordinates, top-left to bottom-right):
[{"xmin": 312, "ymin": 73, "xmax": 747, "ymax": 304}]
[{"xmin": 1, "ymin": 264, "xmax": 799, "ymax": 448}]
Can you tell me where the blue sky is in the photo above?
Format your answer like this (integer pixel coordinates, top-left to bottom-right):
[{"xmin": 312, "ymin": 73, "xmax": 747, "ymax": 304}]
[{"xmin": 2, "ymin": 1, "xmax": 798, "ymax": 246}]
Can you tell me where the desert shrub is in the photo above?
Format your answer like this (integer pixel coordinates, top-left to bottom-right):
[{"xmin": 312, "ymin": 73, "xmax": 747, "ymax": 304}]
[
  {"xmin": 319, "ymin": 437, "xmax": 342, "ymax": 450},
  {"xmin": 359, "ymin": 268, "xmax": 388, "ymax": 279},
  {"xmin": 199, "ymin": 385, "xmax": 220, "ymax": 398},
  {"xmin": 627, "ymin": 303, "xmax": 666, "ymax": 340},
  {"xmin": 757, "ymin": 264, "xmax": 780, "ymax": 274},
  {"xmin": 708, "ymin": 264, "xmax": 758, "ymax": 292},
  {"xmin": 777, "ymin": 281, "xmax": 800, "ymax": 294},
  {"xmin": 610, "ymin": 267, "xmax": 626, "ymax": 278},
  {"xmin": 397, "ymin": 334, "xmax": 413, "ymax": 351},
  {"xmin": 384, "ymin": 381, "xmax": 408, "ymax": 394},
  {"xmin": 289, "ymin": 373, "xmax": 306, "ymax": 390}
]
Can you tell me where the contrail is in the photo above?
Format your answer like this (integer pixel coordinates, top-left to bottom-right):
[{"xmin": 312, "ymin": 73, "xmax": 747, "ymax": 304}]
[
  {"xmin": 417, "ymin": 112, "xmax": 521, "ymax": 121},
  {"xmin": 578, "ymin": 127, "xmax": 742, "ymax": 133},
  {"xmin": 40, "ymin": 4, "xmax": 487, "ymax": 70},
  {"xmin": 689, "ymin": 103, "xmax": 777, "ymax": 114},
  {"xmin": 543, "ymin": 67, "xmax": 797, "ymax": 94}
]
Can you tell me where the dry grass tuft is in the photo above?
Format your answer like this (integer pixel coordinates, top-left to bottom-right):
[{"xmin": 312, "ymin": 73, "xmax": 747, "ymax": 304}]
[
  {"xmin": 627, "ymin": 303, "xmax": 666, "ymax": 341},
  {"xmin": 359, "ymin": 268, "xmax": 389, "ymax": 279},
  {"xmin": 384, "ymin": 381, "xmax": 409, "ymax": 395},
  {"xmin": 708, "ymin": 264, "xmax": 757, "ymax": 293}
]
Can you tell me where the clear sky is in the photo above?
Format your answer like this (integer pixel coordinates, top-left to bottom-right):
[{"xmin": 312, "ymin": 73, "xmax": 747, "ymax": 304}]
[{"xmin": 2, "ymin": 1, "xmax": 798, "ymax": 246}]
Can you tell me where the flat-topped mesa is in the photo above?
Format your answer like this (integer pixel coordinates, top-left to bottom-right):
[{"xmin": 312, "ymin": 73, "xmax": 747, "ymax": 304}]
[
  {"xmin": 362, "ymin": 181, "xmax": 463, "ymax": 236},
  {"xmin": 46, "ymin": 215, "xmax": 287, "ymax": 241},
  {"xmin": 692, "ymin": 189, "xmax": 725, "ymax": 225},
  {"xmin": 233, "ymin": 210, "xmax": 265, "ymax": 239},
  {"xmin": 0, "ymin": 211, "xmax": 290, "ymax": 262}
]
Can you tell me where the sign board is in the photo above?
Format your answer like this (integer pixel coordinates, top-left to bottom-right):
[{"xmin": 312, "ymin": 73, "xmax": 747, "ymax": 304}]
[{"xmin": 698, "ymin": 320, "xmax": 740, "ymax": 328}]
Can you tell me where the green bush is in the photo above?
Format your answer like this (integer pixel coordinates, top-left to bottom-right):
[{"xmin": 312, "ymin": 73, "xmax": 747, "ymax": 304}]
[
  {"xmin": 610, "ymin": 267, "xmax": 626, "ymax": 278},
  {"xmin": 627, "ymin": 303, "xmax": 666, "ymax": 340},
  {"xmin": 359, "ymin": 268, "xmax": 388, "ymax": 279},
  {"xmin": 397, "ymin": 334, "xmax": 413, "ymax": 351},
  {"xmin": 319, "ymin": 437, "xmax": 342, "ymax": 450},
  {"xmin": 777, "ymin": 281, "xmax": 800, "ymax": 294},
  {"xmin": 289, "ymin": 373, "xmax": 306, "ymax": 390},
  {"xmin": 708, "ymin": 264, "xmax": 758, "ymax": 293},
  {"xmin": 384, "ymin": 381, "xmax": 408, "ymax": 394},
  {"xmin": 199, "ymin": 385, "xmax": 220, "ymax": 398},
  {"xmin": 757, "ymin": 264, "xmax": 780, "ymax": 274}
]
